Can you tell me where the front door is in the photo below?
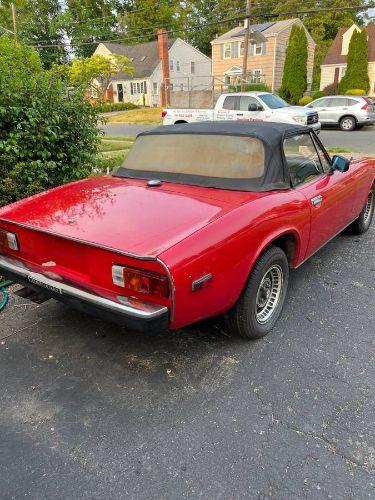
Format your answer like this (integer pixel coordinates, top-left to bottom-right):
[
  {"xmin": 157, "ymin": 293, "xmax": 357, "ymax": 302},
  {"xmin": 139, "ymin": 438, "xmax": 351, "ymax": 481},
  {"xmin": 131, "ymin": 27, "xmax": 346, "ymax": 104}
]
[{"xmin": 283, "ymin": 132, "xmax": 354, "ymax": 258}]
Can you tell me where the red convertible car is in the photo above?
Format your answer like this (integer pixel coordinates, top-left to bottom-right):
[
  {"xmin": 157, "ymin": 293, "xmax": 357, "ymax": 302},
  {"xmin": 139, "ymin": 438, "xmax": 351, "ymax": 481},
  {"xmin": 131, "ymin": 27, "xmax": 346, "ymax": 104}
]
[{"xmin": 0, "ymin": 122, "xmax": 373, "ymax": 339}]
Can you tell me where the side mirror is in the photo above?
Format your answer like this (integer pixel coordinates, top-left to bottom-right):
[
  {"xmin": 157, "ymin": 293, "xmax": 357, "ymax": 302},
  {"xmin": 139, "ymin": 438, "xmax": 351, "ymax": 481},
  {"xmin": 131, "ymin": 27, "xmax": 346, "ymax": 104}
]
[
  {"xmin": 248, "ymin": 103, "xmax": 263, "ymax": 112},
  {"xmin": 331, "ymin": 154, "xmax": 350, "ymax": 173}
]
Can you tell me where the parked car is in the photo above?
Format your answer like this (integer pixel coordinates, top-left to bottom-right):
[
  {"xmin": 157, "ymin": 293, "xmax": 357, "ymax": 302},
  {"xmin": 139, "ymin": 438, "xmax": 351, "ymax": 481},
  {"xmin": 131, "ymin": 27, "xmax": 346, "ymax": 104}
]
[
  {"xmin": 0, "ymin": 122, "xmax": 373, "ymax": 339},
  {"xmin": 163, "ymin": 92, "xmax": 321, "ymax": 133},
  {"xmin": 305, "ymin": 95, "xmax": 375, "ymax": 131}
]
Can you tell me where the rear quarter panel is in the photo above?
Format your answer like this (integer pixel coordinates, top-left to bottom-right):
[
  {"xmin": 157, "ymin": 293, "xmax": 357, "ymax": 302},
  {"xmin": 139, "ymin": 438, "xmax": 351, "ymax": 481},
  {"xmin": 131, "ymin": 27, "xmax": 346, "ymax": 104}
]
[
  {"xmin": 160, "ymin": 190, "xmax": 310, "ymax": 329},
  {"xmin": 349, "ymin": 158, "xmax": 375, "ymax": 215}
]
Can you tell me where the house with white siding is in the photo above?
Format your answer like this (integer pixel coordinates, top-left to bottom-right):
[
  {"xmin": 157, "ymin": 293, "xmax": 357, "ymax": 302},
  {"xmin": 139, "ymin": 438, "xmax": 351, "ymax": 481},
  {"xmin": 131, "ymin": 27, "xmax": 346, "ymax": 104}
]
[{"xmin": 94, "ymin": 38, "xmax": 211, "ymax": 106}]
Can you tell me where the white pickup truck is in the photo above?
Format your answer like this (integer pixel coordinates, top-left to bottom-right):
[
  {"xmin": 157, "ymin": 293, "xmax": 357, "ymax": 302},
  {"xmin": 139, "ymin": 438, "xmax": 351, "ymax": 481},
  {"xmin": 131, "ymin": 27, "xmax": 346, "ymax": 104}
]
[{"xmin": 162, "ymin": 92, "xmax": 321, "ymax": 133}]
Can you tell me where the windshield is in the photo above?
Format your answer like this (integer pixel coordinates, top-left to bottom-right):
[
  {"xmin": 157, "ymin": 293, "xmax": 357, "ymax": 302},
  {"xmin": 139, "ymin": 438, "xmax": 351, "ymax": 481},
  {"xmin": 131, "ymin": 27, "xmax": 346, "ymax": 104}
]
[
  {"xmin": 259, "ymin": 94, "xmax": 290, "ymax": 109},
  {"xmin": 120, "ymin": 134, "xmax": 265, "ymax": 179}
]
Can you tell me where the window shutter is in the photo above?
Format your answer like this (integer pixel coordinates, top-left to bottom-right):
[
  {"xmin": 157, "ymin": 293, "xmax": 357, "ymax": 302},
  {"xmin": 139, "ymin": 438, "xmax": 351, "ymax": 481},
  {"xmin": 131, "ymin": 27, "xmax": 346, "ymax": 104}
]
[
  {"xmin": 130, "ymin": 82, "xmax": 133, "ymax": 95},
  {"xmin": 144, "ymin": 81, "xmax": 147, "ymax": 93},
  {"xmin": 249, "ymin": 43, "xmax": 254, "ymax": 56},
  {"xmin": 220, "ymin": 44, "xmax": 224, "ymax": 59},
  {"xmin": 262, "ymin": 42, "xmax": 267, "ymax": 55},
  {"xmin": 232, "ymin": 42, "xmax": 238, "ymax": 58}
]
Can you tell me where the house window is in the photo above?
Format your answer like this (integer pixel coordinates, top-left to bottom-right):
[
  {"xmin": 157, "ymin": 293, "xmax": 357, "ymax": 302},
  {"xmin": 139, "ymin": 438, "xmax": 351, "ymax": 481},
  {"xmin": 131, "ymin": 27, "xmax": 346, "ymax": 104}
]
[
  {"xmin": 250, "ymin": 42, "xmax": 266, "ymax": 56},
  {"xmin": 222, "ymin": 42, "xmax": 240, "ymax": 59},
  {"xmin": 180, "ymin": 83, "xmax": 184, "ymax": 91},
  {"xmin": 153, "ymin": 82, "xmax": 158, "ymax": 94},
  {"xmin": 117, "ymin": 83, "xmax": 124, "ymax": 102},
  {"xmin": 176, "ymin": 60, "xmax": 180, "ymax": 71},
  {"xmin": 170, "ymin": 59, "xmax": 174, "ymax": 70},
  {"xmin": 239, "ymin": 41, "xmax": 244, "ymax": 57},
  {"xmin": 191, "ymin": 61, "xmax": 195, "ymax": 73},
  {"xmin": 224, "ymin": 42, "xmax": 231, "ymax": 59},
  {"xmin": 253, "ymin": 69, "xmax": 262, "ymax": 84},
  {"xmin": 136, "ymin": 82, "xmax": 140, "ymax": 93}
]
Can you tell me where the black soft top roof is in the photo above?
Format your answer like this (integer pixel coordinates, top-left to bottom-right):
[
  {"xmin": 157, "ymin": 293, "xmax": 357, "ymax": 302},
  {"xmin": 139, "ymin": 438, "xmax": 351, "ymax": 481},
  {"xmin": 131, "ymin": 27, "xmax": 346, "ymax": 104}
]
[
  {"xmin": 141, "ymin": 121, "xmax": 311, "ymax": 140},
  {"xmin": 115, "ymin": 122, "xmax": 314, "ymax": 192}
]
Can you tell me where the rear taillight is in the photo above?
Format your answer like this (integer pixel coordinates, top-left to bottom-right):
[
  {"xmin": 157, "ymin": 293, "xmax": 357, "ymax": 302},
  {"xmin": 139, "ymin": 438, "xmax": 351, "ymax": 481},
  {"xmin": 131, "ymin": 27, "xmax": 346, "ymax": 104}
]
[
  {"xmin": 0, "ymin": 229, "xmax": 19, "ymax": 251},
  {"xmin": 361, "ymin": 97, "xmax": 371, "ymax": 110},
  {"xmin": 112, "ymin": 265, "xmax": 169, "ymax": 298},
  {"xmin": 162, "ymin": 110, "xmax": 167, "ymax": 117}
]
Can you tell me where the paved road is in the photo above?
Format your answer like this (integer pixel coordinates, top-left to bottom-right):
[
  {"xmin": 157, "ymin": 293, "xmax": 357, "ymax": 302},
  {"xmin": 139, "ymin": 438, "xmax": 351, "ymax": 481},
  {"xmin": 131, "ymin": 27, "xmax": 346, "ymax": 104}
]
[
  {"xmin": 103, "ymin": 123, "xmax": 375, "ymax": 155},
  {"xmin": 1, "ymin": 223, "xmax": 374, "ymax": 498}
]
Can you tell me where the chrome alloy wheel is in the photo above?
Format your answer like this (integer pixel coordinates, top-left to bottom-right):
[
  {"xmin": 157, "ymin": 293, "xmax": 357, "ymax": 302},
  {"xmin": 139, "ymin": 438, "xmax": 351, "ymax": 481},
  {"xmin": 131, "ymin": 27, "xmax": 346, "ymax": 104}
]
[
  {"xmin": 256, "ymin": 265, "xmax": 284, "ymax": 324},
  {"xmin": 364, "ymin": 190, "xmax": 374, "ymax": 224},
  {"xmin": 341, "ymin": 118, "xmax": 354, "ymax": 130}
]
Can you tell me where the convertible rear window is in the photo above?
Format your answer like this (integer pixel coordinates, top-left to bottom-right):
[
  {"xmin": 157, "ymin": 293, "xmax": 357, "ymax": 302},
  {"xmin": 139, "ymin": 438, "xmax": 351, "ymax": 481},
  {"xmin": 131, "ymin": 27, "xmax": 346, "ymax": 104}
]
[{"xmin": 121, "ymin": 134, "xmax": 265, "ymax": 179}]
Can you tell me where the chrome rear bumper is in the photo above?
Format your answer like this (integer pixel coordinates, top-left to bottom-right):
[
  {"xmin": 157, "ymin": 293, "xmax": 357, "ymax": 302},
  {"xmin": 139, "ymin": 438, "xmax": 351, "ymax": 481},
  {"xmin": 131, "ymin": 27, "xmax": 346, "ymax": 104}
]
[{"xmin": 0, "ymin": 254, "xmax": 168, "ymax": 331}]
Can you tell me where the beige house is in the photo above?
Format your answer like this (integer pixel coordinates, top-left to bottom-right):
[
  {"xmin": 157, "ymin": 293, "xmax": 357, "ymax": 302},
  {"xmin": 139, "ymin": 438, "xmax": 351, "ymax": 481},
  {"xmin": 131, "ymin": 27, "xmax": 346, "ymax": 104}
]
[
  {"xmin": 211, "ymin": 18, "xmax": 315, "ymax": 92},
  {"xmin": 320, "ymin": 24, "xmax": 375, "ymax": 95}
]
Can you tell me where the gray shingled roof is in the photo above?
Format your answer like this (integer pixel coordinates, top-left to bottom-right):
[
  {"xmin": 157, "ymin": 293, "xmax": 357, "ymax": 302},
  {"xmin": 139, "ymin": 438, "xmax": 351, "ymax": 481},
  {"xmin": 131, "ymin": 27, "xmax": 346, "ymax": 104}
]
[
  {"xmin": 212, "ymin": 19, "xmax": 300, "ymax": 42},
  {"xmin": 103, "ymin": 39, "xmax": 175, "ymax": 81}
]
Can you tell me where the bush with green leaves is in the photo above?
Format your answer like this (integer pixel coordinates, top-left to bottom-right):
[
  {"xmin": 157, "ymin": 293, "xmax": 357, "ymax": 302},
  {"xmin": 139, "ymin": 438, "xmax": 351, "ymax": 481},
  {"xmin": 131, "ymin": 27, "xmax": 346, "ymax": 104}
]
[
  {"xmin": 0, "ymin": 36, "xmax": 101, "ymax": 208},
  {"xmin": 345, "ymin": 89, "xmax": 366, "ymax": 96},
  {"xmin": 229, "ymin": 83, "xmax": 271, "ymax": 93},
  {"xmin": 95, "ymin": 102, "xmax": 139, "ymax": 113},
  {"xmin": 279, "ymin": 25, "xmax": 308, "ymax": 104},
  {"xmin": 299, "ymin": 96, "xmax": 313, "ymax": 105},
  {"xmin": 339, "ymin": 29, "xmax": 370, "ymax": 94},
  {"xmin": 312, "ymin": 91, "xmax": 324, "ymax": 100}
]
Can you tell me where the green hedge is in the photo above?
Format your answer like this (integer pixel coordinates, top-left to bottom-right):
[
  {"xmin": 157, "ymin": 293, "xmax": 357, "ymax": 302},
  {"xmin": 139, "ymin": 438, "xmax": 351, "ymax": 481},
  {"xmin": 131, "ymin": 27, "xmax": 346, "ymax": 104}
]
[
  {"xmin": 345, "ymin": 89, "xmax": 366, "ymax": 96},
  {"xmin": 229, "ymin": 83, "xmax": 271, "ymax": 93},
  {"xmin": 0, "ymin": 36, "xmax": 101, "ymax": 208},
  {"xmin": 299, "ymin": 96, "xmax": 313, "ymax": 105},
  {"xmin": 95, "ymin": 102, "xmax": 139, "ymax": 113}
]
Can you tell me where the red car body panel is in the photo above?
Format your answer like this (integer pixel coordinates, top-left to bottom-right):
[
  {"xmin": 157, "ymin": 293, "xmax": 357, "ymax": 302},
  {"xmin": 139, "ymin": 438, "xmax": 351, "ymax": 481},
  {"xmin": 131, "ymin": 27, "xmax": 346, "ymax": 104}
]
[{"xmin": 0, "ymin": 157, "xmax": 374, "ymax": 330}]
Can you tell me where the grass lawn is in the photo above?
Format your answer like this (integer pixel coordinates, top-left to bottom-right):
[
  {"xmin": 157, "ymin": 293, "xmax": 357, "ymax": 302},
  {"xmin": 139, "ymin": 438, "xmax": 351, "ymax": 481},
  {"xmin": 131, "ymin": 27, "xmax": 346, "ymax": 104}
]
[
  {"xmin": 96, "ymin": 136, "xmax": 135, "ymax": 172},
  {"xmin": 326, "ymin": 147, "xmax": 352, "ymax": 154},
  {"xmin": 106, "ymin": 107, "xmax": 163, "ymax": 124}
]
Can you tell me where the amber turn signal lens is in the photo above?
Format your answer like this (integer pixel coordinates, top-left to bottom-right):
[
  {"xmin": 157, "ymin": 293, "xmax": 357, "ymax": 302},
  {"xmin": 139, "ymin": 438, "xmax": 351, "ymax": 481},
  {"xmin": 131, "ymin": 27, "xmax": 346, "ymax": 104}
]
[{"xmin": 112, "ymin": 265, "xmax": 169, "ymax": 298}]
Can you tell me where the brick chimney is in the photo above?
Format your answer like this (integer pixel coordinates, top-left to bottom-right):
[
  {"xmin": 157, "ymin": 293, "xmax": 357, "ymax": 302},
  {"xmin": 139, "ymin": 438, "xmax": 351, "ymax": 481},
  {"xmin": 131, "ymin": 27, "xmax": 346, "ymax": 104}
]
[{"xmin": 158, "ymin": 28, "xmax": 170, "ymax": 107}]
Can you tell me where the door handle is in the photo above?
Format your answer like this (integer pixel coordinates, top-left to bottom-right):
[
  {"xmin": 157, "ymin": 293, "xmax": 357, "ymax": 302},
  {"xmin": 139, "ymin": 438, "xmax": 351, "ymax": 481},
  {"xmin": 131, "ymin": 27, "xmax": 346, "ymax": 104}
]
[
  {"xmin": 236, "ymin": 113, "xmax": 243, "ymax": 116},
  {"xmin": 311, "ymin": 195, "xmax": 323, "ymax": 207}
]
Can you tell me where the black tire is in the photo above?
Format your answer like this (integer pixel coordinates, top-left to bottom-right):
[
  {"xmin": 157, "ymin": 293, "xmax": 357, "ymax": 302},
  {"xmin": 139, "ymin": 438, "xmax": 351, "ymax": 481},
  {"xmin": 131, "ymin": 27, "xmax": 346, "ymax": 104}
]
[
  {"xmin": 339, "ymin": 115, "xmax": 356, "ymax": 131},
  {"xmin": 226, "ymin": 246, "xmax": 289, "ymax": 340},
  {"xmin": 348, "ymin": 186, "xmax": 374, "ymax": 234}
]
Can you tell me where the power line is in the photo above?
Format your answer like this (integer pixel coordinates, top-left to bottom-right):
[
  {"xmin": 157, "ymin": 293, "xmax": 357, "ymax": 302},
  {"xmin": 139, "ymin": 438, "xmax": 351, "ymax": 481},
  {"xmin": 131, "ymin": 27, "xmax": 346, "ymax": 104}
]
[{"xmin": 31, "ymin": 4, "xmax": 374, "ymax": 49}]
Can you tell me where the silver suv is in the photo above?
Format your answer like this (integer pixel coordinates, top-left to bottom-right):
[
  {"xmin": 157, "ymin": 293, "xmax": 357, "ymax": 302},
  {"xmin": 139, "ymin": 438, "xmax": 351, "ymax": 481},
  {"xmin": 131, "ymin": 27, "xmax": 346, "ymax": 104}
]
[{"xmin": 305, "ymin": 95, "xmax": 375, "ymax": 131}]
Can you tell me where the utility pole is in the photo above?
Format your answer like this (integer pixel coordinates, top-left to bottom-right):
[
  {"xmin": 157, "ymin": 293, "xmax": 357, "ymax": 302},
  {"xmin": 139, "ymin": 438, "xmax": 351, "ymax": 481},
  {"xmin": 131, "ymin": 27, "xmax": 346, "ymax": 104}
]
[
  {"xmin": 241, "ymin": 0, "xmax": 252, "ymax": 91},
  {"xmin": 11, "ymin": 2, "xmax": 17, "ymax": 37}
]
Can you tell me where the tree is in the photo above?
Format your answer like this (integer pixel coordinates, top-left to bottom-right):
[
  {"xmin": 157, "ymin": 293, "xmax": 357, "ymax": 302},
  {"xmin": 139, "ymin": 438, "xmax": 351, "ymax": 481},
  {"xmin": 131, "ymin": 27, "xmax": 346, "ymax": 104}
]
[
  {"xmin": 279, "ymin": 25, "xmax": 308, "ymax": 104},
  {"xmin": 64, "ymin": 0, "xmax": 119, "ymax": 58},
  {"xmin": 67, "ymin": 53, "xmax": 133, "ymax": 100},
  {"xmin": 338, "ymin": 28, "xmax": 370, "ymax": 93},
  {"xmin": 0, "ymin": 36, "xmax": 101, "ymax": 207},
  {"xmin": 0, "ymin": 0, "xmax": 67, "ymax": 67}
]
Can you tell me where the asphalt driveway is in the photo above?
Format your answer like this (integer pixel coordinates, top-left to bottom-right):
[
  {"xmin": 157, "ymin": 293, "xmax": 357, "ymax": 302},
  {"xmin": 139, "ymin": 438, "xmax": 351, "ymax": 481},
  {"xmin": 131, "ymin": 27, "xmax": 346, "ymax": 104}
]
[
  {"xmin": 102, "ymin": 123, "xmax": 375, "ymax": 156},
  {"xmin": 0, "ymin": 225, "xmax": 374, "ymax": 499}
]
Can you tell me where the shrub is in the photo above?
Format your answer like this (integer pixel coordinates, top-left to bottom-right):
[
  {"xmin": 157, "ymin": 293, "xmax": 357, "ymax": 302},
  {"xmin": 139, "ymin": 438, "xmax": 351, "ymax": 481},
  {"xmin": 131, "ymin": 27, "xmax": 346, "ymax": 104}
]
[
  {"xmin": 338, "ymin": 29, "xmax": 370, "ymax": 94},
  {"xmin": 345, "ymin": 89, "xmax": 366, "ymax": 96},
  {"xmin": 229, "ymin": 83, "xmax": 271, "ymax": 93},
  {"xmin": 299, "ymin": 96, "xmax": 313, "ymax": 105},
  {"xmin": 279, "ymin": 25, "xmax": 308, "ymax": 104},
  {"xmin": 95, "ymin": 102, "xmax": 139, "ymax": 113},
  {"xmin": 0, "ymin": 36, "xmax": 101, "ymax": 208},
  {"xmin": 312, "ymin": 91, "xmax": 324, "ymax": 100},
  {"xmin": 322, "ymin": 83, "xmax": 338, "ymax": 96}
]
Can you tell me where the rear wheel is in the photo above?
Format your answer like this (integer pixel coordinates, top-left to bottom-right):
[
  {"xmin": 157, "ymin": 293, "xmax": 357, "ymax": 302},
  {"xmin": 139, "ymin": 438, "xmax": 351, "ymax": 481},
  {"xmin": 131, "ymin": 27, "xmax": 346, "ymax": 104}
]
[
  {"xmin": 339, "ymin": 115, "xmax": 356, "ymax": 131},
  {"xmin": 226, "ymin": 246, "xmax": 289, "ymax": 339},
  {"xmin": 349, "ymin": 186, "xmax": 374, "ymax": 234}
]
